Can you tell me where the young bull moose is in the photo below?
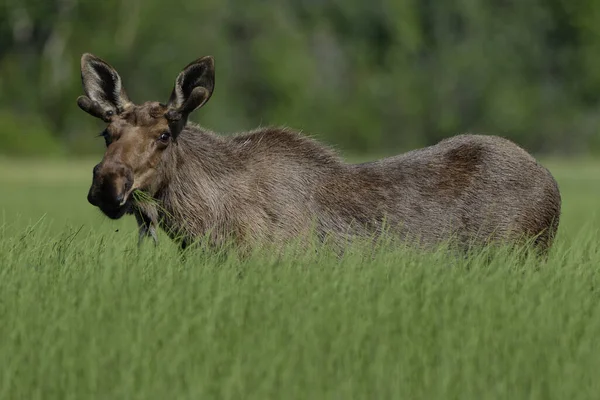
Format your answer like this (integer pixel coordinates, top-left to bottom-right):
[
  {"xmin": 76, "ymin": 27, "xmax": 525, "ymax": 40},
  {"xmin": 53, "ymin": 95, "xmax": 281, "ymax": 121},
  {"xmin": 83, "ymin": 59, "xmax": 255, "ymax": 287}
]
[{"xmin": 77, "ymin": 53, "xmax": 561, "ymax": 255}]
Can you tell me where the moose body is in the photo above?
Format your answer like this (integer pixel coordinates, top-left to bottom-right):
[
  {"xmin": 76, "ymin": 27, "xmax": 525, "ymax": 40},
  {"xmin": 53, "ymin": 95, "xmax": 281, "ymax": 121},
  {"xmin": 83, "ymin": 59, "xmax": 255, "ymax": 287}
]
[{"xmin": 77, "ymin": 53, "xmax": 561, "ymax": 254}]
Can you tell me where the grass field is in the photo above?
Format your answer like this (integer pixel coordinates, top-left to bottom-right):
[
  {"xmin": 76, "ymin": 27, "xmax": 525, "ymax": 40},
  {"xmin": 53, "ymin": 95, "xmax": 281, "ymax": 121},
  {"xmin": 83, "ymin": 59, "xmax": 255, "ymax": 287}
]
[{"xmin": 1, "ymin": 156, "xmax": 599, "ymax": 399}]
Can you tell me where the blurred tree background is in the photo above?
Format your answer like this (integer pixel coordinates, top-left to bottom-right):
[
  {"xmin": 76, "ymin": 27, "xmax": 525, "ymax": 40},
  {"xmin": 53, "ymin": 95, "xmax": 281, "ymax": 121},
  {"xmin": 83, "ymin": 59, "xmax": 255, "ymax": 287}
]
[{"xmin": 0, "ymin": 0, "xmax": 599, "ymax": 158}]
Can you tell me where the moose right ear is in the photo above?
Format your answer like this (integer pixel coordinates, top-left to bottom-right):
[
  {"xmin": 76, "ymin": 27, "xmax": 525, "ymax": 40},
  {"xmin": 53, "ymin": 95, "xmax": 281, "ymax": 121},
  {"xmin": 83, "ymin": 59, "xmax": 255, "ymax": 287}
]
[
  {"xmin": 77, "ymin": 53, "xmax": 132, "ymax": 121},
  {"xmin": 165, "ymin": 56, "xmax": 215, "ymax": 136}
]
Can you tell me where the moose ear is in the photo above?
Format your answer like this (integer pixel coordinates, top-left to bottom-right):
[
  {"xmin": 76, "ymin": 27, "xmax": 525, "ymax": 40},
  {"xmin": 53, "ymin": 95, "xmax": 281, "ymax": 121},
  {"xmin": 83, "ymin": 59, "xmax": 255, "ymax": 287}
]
[
  {"xmin": 165, "ymin": 56, "xmax": 215, "ymax": 135},
  {"xmin": 77, "ymin": 53, "xmax": 132, "ymax": 121}
]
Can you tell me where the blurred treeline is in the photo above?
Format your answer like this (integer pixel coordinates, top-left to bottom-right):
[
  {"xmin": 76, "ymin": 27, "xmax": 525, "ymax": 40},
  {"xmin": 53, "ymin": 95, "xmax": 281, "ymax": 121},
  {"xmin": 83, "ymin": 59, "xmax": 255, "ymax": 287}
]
[{"xmin": 1, "ymin": 0, "xmax": 600, "ymax": 157}]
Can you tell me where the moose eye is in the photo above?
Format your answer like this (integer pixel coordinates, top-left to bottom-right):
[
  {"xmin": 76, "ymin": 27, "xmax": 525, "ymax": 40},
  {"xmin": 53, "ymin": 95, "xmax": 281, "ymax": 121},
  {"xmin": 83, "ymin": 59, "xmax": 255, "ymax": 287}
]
[{"xmin": 158, "ymin": 132, "xmax": 171, "ymax": 143}]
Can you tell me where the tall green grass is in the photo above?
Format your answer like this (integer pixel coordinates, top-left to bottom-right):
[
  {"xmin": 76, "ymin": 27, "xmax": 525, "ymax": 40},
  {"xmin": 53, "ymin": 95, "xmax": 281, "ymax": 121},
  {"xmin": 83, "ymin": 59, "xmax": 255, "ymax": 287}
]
[{"xmin": 0, "ymin": 157, "xmax": 599, "ymax": 399}]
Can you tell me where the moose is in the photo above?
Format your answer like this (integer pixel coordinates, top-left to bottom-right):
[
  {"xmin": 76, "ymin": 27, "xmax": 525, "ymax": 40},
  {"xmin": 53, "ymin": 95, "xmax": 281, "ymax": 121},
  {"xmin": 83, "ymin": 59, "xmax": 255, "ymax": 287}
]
[{"xmin": 77, "ymin": 53, "xmax": 561, "ymax": 254}]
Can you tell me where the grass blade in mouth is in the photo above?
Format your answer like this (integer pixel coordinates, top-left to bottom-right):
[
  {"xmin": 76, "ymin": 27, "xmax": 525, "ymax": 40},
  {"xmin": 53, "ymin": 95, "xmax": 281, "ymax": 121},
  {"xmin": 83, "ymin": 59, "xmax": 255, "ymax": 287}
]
[
  {"xmin": 131, "ymin": 189, "xmax": 174, "ymax": 220},
  {"xmin": 132, "ymin": 189, "xmax": 158, "ymax": 206}
]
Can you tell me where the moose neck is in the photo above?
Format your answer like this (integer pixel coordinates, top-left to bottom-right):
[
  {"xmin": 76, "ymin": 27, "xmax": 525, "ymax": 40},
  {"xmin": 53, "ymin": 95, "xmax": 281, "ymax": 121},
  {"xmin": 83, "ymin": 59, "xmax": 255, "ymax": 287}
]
[
  {"xmin": 152, "ymin": 123, "xmax": 237, "ymax": 242},
  {"xmin": 168, "ymin": 123, "xmax": 236, "ymax": 178}
]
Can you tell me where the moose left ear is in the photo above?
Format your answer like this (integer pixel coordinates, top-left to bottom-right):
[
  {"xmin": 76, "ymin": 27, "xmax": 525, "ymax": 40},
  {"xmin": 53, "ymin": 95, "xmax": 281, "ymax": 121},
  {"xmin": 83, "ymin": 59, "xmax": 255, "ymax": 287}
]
[
  {"xmin": 165, "ymin": 56, "xmax": 215, "ymax": 136},
  {"xmin": 78, "ymin": 53, "xmax": 132, "ymax": 121}
]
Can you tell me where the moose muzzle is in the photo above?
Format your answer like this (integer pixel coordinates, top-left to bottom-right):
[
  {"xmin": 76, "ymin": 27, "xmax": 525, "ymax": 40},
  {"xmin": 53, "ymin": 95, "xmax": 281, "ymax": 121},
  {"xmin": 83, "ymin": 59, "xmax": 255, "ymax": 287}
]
[{"xmin": 87, "ymin": 162, "xmax": 134, "ymax": 219}]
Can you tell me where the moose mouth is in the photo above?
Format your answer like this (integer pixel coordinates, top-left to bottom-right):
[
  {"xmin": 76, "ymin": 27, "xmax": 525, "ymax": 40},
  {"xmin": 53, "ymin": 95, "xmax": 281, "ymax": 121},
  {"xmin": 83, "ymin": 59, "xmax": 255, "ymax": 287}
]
[
  {"xmin": 89, "ymin": 183, "xmax": 152, "ymax": 220},
  {"xmin": 99, "ymin": 199, "xmax": 133, "ymax": 220},
  {"xmin": 97, "ymin": 188, "xmax": 139, "ymax": 220}
]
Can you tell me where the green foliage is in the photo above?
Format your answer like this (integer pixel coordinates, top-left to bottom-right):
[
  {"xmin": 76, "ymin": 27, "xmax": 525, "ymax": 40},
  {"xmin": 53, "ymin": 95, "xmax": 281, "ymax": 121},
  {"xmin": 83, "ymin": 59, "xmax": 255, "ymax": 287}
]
[
  {"xmin": 0, "ymin": 0, "xmax": 599, "ymax": 157},
  {"xmin": 1, "ymin": 223, "xmax": 600, "ymax": 399},
  {"xmin": 0, "ymin": 110, "xmax": 63, "ymax": 156}
]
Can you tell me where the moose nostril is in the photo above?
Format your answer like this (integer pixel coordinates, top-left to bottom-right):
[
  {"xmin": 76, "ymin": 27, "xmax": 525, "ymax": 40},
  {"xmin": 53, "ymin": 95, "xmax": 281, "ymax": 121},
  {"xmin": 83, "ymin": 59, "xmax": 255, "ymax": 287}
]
[{"xmin": 124, "ymin": 178, "xmax": 133, "ymax": 194}]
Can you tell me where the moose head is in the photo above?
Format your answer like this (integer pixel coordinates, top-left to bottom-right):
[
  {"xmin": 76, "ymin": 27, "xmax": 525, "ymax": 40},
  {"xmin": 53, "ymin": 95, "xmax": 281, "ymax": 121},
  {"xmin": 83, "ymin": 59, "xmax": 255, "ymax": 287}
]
[{"xmin": 77, "ymin": 53, "xmax": 214, "ymax": 219}]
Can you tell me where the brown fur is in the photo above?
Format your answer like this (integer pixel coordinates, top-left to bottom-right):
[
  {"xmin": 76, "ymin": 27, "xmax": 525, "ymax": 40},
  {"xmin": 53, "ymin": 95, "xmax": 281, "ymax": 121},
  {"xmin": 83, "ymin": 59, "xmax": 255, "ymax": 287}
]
[{"xmin": 77, "ymin": 54, "xmax": 562, "ymax": 255}]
